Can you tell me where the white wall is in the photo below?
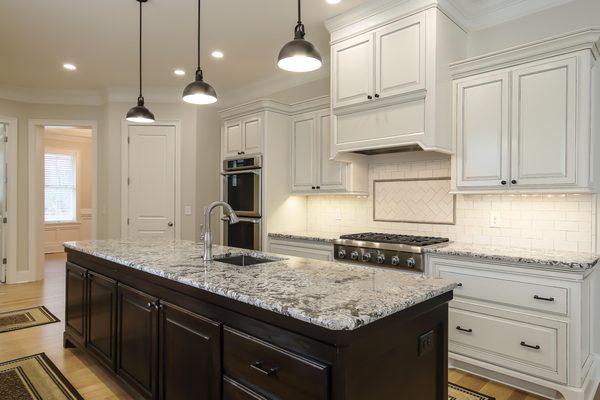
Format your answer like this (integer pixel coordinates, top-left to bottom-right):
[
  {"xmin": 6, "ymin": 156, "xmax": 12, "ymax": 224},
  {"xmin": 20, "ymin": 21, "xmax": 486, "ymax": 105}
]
[{"xmin": 467, "ymin": 0, "xmax": 600, "ymax": 56}]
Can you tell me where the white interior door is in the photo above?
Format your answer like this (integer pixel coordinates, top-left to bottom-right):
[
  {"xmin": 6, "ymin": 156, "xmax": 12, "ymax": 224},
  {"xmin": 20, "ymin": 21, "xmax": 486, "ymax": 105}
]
[
  {"xmin": 127, "ymin": 125, "xmax": 176, "ymax": 239},
  {"xmin": 0, "ymin": 123, "xmax": 5, "ymax": 282}
]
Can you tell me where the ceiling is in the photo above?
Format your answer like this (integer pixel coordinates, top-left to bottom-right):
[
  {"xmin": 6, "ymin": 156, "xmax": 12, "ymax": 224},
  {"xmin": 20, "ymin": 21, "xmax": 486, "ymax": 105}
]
[{"xmin": 0, "ymin": 0, "xmax": 367, "ymax": 95}]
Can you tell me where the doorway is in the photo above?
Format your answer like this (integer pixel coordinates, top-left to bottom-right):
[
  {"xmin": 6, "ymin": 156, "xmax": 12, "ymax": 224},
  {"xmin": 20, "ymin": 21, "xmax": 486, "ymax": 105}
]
[
  {"xmin": 28, "ymin": 119, "xmax": 98, "ymax": 282},
  {"xmin": 121, "ymin": 122, "xmax": 181, "ymax": 240},
  {"xmin": 0, "ymin": 117, "xmax": 17, "ymax": 284}
]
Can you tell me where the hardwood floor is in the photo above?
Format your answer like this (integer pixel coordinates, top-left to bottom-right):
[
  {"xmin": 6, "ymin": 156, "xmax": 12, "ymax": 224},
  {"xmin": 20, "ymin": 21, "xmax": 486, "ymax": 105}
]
[{"xmin": 0, "ymin": 253, "xmax": 595, "ymax": 400}]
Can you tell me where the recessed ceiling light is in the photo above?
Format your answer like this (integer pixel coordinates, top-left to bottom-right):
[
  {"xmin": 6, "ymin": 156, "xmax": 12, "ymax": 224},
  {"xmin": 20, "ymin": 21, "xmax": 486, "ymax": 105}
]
[
  {"xmin": 174, "ymin": 69, "xmax": 186, "ymax": 76},
  {"xmin": 63, "ymin": 63, "xmax": 77, "ymax": 71},
  {"xmin": 211, "ymin": 50, "xmax": 224, "ymax": 59},
  {"xmin": 326, "ymin": 0, "xmax": 341, "ymax": 4}
]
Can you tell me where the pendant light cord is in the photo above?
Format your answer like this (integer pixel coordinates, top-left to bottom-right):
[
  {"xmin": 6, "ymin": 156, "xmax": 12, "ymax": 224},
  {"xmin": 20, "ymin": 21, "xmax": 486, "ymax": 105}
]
[
  {"xmin": 297, "ymin": 0, "xmax": 301, "ymax": 24},
  {"xmin": 294, "ymin": 0, "xmax": 305, "ymax": 39},
  {"xmin": 196, "ymin": 0, "xmax": 202, "ymax": 74},
  {"xmin": 138, "ymin": 0, "xmax": 143, "ymax": 101}
]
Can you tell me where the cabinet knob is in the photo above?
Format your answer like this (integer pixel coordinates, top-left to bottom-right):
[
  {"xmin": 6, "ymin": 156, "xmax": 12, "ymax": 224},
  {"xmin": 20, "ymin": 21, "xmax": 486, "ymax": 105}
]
[
  {"xmin": 374, "ymin": 94, "xmax": 380, "ymax": 98},
  {"xmin": 167, "ymin": 221, "xmax": 173, "ymax": 227},
  {"xmin": 311, "ymin": 186, "xmax": 316, "ymax": 190},
  {"xmin": 367, "ymin": 95, "xmax": 373, "ymax": 100},
  {"xmin": 146, "ymin": 302, "xmax": 153, "ymax": 309},
  {"xmin": 511, "ymin": 179, "xmax": 517, "ymax": 184},
  {"xmin": 316, "ymin": 186, "xmax": 321, "ymax": 189},
  {"xmin": 501, "ymin": 180, "xmax": 507, "ymax": 185}
]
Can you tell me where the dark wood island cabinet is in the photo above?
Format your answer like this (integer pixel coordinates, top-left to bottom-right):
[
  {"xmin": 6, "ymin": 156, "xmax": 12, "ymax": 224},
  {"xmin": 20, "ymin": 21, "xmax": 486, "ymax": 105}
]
[{"xmin": 63, "ymin": 243, "xmax": 454, "ymax": 400}]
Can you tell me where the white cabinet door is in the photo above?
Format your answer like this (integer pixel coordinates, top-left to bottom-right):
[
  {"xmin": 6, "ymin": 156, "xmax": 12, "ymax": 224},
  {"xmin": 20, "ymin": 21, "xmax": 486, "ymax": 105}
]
[
  {"xmin": 242, "ymin": 116, "xmax": 262, "ymax": 155},
  {"xmin": 317, "ymin": 111, "xmax": 346, "ymax": 191},
  {"xmin": 511, "ymin": 57, "xmax": 577, "ymax": 187},
  {"xmin": 223, "ymin": 121, "xmax": 243, "ymax": 158},
  {"xmin": 375, "ymin": 13, "xmax": 426, "ymax": 99},
  {"xmin": 331, "ymin": 32, "xmax": 374, "ymax": 109},
  {"xmin": 456, "ymin": 72, "xmax": 510, "ymax": 189},
  {"xmin": 291, "ymin": 114, "xmax": 317, "ymax": 192}
]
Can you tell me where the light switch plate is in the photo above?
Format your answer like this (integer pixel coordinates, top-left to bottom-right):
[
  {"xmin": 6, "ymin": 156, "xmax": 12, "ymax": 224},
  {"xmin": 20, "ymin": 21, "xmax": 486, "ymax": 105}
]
[
  {"xmin": 489, "ymin": 211, "xmax": 502, "ymax": 228},
  {"xmin": 184, "ymin": 206, "xmax": 192, "ymax": 216},
  {"xmin": 335, "ymin": 209, "xmax": 342, "ymax": 221}
]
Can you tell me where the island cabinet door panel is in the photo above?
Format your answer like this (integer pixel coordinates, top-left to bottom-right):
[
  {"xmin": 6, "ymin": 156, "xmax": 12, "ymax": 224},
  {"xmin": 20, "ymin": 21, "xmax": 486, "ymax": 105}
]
[
  {"xmin": 87, "ymin": 271, "xmax": 117, "ymax": 369},
  {"xmin": 223, "ymin": 376, "xmax": 268, "ymax": 400},
  {"xmin": 510, "ymin": 56, "xmax": 578, "ymax": 188},
  {"xmin": 223, "ymin": 327, "xmax": 329, "ymax": 400},
  {"xmin": 158, "ymin": 301, "xmax": 222, "ymax": 400},
  {"xmin": 65, "ymin": 262, "xmax": 87, "ymax": 344},
  {"xmin": 117, "ymin": 284, "xmax": 158, "ymax": 400}
]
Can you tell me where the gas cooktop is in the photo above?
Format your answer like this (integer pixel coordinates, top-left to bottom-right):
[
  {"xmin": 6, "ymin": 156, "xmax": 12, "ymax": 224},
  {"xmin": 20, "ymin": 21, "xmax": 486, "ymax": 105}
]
[{"xmin": 338, "ymin": 233, "xmax": 449, "ymax": 247}]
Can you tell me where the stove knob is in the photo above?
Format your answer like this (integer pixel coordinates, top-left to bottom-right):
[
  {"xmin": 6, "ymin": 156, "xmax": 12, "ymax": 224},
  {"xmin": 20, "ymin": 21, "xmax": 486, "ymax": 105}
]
[
  {"xmin": 350, "ymin": 251, "xmax": 359, "ymax": 261},
  {"xmin": 362, "ymin": 252, "xmax": 372, "ymax": 262},
  {"xmin": 376, "ymin": 254, "xmax": 385, "ymax": 264},
  {"xmin": 406, "ymin": 257, "xmax": 417, "ymax": 269},
  {"xmin": 337, "ymin": 249, "xmax": 346, "ymax": 259},
  {"xmin": 391, "ymin": 256, "xmax": 400, "ymax": 266}
]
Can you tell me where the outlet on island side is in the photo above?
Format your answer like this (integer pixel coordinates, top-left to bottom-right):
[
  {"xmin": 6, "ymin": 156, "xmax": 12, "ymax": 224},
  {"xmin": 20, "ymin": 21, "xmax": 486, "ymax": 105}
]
[{"xmin": 418, "ymin": 329, "xmax": 435, "ymax": 356}]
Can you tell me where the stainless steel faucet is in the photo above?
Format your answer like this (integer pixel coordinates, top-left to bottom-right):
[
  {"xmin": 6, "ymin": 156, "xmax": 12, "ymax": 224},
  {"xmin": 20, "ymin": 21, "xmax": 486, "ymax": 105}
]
[{"xmin": 204, "ymin": 201, "xmax": 239, "ymax": 261}]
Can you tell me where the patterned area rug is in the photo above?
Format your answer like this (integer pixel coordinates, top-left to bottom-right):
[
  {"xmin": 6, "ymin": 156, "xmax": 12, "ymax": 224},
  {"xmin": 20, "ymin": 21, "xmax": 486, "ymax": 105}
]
[
  {"xmin": 0, "ymin": 306, "xmax": 59, "ymax": 333},
  {"xmin": 449, "ymin": 382, "xmax": 495, "ymax": 400},
  {"xmin": 0, "ymin": 353, "xmax": 83, "ymax": 399}
]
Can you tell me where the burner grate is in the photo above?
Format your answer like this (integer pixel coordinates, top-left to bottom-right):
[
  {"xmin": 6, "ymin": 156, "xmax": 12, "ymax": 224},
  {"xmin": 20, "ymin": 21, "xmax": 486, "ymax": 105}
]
[{"xmin": 339, "ymin": 232, "xmax": 449, "ymax": 247}]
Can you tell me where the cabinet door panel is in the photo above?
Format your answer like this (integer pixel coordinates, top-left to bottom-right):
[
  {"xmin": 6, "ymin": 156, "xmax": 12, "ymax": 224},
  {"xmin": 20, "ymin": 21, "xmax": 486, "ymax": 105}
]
[
  {"xmin": 159, "ymin": 301, "xmax": 221, "ymax": 400},
  {"xmin": 317, "ymin": 112, "xmax": 345, "ymax": 191},
  {"xmin": 332, "ymin": 33, "xmax": 374, "ymax": 108},
  {"xmin": 117, "ymin": 284, "xmax": 158, "ymax": 399},
  {"xmin": 243, "ymin": 117, "xmax": 262, "ymax": 155},
  {"xmin": 87, "ymin": 271, "xmax": 117, "ymax": 368},
  {"xmin": 456, "ymin": 73, "xmax": 510, "ymax": 188},
  {"xmin": 224, "ymin": 121, "xmax": 243, "ymax": 157},
  {"xmin": 65, "ymin": 262, "xmax": 86, "ymax": 344},
  {"xmin": 375, "ymin": 14, "xmax": 426, "ymax": 98},
  {"xmin": 511, "ymin": 57, "xmax": 577, "ymax": 187},
  {"xmin": 291, "ymin": 115, "xmax": 316, "ymax": 192}
]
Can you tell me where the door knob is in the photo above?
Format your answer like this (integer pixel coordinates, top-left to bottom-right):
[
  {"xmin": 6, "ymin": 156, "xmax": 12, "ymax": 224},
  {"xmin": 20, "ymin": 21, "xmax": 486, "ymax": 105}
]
[{"xmin": 167, "ymin": 222, "xmax": 174, "ymax": 227}]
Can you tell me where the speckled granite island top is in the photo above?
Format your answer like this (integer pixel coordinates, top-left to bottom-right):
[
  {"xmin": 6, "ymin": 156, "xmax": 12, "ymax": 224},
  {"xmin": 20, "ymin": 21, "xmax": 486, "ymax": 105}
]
[
  {"xmin": 63, "ymin": 239, "xmax": 456, "ymax": 331},
  {"xmin": 426, "ymin": 242, "xmax": 599, "ymax": 270}
]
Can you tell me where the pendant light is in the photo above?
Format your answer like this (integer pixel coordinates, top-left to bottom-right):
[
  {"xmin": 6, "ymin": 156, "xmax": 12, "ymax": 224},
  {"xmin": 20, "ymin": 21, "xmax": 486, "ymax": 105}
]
[
  {"xmin": 277, "ymin": 0, "xmax": 322, "ymax": 73},
  {"xmin": 126, "ymin": 0, "xmax": 155, "ymax": 123},
  {"xmin": 182, "ymin": 0, "xmax": 217, "ymax": 105}
]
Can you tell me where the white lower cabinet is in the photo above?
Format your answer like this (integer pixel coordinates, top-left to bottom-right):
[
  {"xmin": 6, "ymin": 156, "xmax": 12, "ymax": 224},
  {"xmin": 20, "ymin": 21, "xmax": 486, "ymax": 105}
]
[
  {"xmin": 428, "ymin": 255, "xmax": 597, "ymax": 400},
  {"xmin": 268, "ymin": 238, "xmax": 333, "ymax": 261}
]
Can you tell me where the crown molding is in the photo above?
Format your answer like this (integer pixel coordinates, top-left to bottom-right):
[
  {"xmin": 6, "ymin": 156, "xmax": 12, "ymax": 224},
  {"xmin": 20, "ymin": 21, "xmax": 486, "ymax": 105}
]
[
  {"xmin": 219, "ymin": 95, "xmax": 331, "ymax": 120},
  {"xmin": 325, "ymin": 0, "xmax": 576, "ymax": 36},
  {"xmin": 450, "ymin": 27, "xmax": 600, "ymax": 78}
]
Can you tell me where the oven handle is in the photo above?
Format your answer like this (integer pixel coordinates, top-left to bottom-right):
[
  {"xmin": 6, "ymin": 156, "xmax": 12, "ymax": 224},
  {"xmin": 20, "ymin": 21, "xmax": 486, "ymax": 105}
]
[
  {"xmin": 221, "ymin": 216, "xmax": 261, "ymax": 224},
  {"xmin": 221, "ymin": 170, "xmax": 261, "ymax": 176}
]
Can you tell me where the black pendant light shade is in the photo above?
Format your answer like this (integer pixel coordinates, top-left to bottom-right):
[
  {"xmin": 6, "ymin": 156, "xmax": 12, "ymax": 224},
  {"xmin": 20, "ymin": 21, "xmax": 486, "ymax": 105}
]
[
  {"xmin": 278, "ymin": 0, "xmax": 322, "ymax": 72},
  {"xmin": 126, "ymin": 0, "xmax": 155, "ymax": 123},
  {"xmin": 182, "ymin": 0, "xmax": 217, "ymax": 104}
]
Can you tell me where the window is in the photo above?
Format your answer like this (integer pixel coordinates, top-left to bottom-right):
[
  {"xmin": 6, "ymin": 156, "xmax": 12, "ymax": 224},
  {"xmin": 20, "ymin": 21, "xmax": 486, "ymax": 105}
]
[{"xmin": 45, "ymin": 152, "xmax": 77, "ymax": 223}]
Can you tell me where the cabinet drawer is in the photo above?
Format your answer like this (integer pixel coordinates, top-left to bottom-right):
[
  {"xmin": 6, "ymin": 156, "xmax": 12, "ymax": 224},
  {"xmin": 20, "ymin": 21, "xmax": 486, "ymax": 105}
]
[
  {"xmin": 223, "ymin": 376, "xmax": 268, "ymax": 400},
  {"xmin": 449, "ymin": 308, "xmax": 567, "ymax": 383},
  {"xmin": 438, "ymin": 266, "xmax": 568, "ymax": 315},
  {"xmin": 223, "ymin": 327, "xmax": 329, "ymax": 400}
]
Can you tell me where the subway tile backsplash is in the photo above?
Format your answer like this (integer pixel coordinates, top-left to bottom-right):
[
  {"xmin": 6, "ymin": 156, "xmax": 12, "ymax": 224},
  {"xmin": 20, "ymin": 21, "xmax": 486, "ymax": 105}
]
[{"xmin": 306, "ymin": 157, "xmax": 597, "ymax": 253}]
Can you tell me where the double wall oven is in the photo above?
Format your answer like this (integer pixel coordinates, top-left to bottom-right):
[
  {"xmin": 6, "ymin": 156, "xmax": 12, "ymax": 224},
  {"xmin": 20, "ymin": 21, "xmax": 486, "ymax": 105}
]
[{"xmin": 222, "ymin": 156, "xmax": 262, "ymax": 250}]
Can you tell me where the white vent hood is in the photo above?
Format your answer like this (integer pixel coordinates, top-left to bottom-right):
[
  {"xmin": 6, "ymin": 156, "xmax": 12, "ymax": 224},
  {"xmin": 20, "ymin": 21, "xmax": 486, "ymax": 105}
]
[{"xmin": 326, "ymin": 0, "xmax": 467, "ymax": 156}]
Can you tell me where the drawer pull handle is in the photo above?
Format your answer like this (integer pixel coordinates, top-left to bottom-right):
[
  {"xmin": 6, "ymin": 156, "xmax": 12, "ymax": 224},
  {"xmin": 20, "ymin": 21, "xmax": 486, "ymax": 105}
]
[
  {"xmin": 456, "ymin": 326, "xmax": 472, "ymax": 333},
  {"xmin": 250, "ymin": 361, "xmax": 278, "ymax": 376},
  {"xmin": 520, "ymin": 341, "xmax": 541, "ymax": 350},
  {"xmin": 533, "ymin": 295, "xmax": 555, "ymax": 302}
]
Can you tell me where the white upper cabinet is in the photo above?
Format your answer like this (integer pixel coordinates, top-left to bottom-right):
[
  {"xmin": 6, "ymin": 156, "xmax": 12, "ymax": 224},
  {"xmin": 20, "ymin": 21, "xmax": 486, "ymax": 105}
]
[
  {"xmin": 222, "ymin": 114, "xmax": 263, "ymax": 158},
  {"xmin": 327, "ymin": 6, "xmax": 467, "ymax": 155},
  {"xmin": 332, "ymin": 33, "xmax": 374, "ymax": 109},
  {"xmin": 375, "ymin": 14, "xmax": 426, "ymax": 99},
  {"xmin": 510, "ymin": 57, "xmax": 577, "ymax": 188},
  {"xmin": 455, "ymin": 72, "xmax": 510, "ymax": 189},
  {"xmin": 452, "ymin": 29, "xmax": 600, "ymax": 193},
  {"xmin": 291, "ymin": 109, "xmax": 366, "ymax": 194}
]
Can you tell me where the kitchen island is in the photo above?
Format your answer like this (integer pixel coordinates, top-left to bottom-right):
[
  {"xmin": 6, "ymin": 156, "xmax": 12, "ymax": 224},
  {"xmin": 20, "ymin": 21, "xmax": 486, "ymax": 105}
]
[{"xmin": 63, "ymin": 239, "xmax": 456, "ymax": 400}]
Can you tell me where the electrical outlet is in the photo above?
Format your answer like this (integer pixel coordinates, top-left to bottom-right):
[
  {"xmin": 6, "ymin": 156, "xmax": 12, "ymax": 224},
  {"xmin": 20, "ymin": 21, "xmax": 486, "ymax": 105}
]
[
  {"xmin": 418, "ymin": 330, "xmax": 435, "ymax": 356},
  {"xmin": 184, "ymin": 205, "xmax": 192, "ymax": 216},
  {"xmin": 335, "ymin": 209, "xmax": 342, "ymax": 221},
  {"xmin": 489, "ymin": 211, "xmax": 502, "ymax": 228}
]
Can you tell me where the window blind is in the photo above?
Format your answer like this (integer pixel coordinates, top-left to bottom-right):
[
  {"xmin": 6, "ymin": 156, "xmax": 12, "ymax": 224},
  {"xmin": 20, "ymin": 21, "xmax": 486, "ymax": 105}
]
[{"xmin": 44, "ymin": 152, "xmax": 77, "ymax": 223}]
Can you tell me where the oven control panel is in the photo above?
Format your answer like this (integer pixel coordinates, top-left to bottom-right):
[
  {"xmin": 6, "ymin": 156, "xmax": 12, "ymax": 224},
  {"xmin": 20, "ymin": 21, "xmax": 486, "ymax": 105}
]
[{"xmin": 334, "ymin": 245, "xmax": 423, "ymax": 272}]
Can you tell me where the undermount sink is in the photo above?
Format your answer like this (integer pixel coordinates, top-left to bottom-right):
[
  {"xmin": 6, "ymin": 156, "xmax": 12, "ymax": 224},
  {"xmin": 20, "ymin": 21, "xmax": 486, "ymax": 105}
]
[{"xmin": 213, "ymin": 254, "xmax": 277, "ymax": 266}]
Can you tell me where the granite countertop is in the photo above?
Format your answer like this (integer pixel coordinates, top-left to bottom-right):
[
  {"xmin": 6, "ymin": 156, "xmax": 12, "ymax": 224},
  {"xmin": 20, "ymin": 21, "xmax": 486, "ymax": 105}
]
[
  {"xmin": 63, "ymin": 239, "xmax": 455, "ymax": 331},
  {"xmin": 268, "ymin": 231, "xmax": 341, "ymax": 243},
  {"xmin": 426, "ymin": 242, "xmax": 599, "ymax": 270}
]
